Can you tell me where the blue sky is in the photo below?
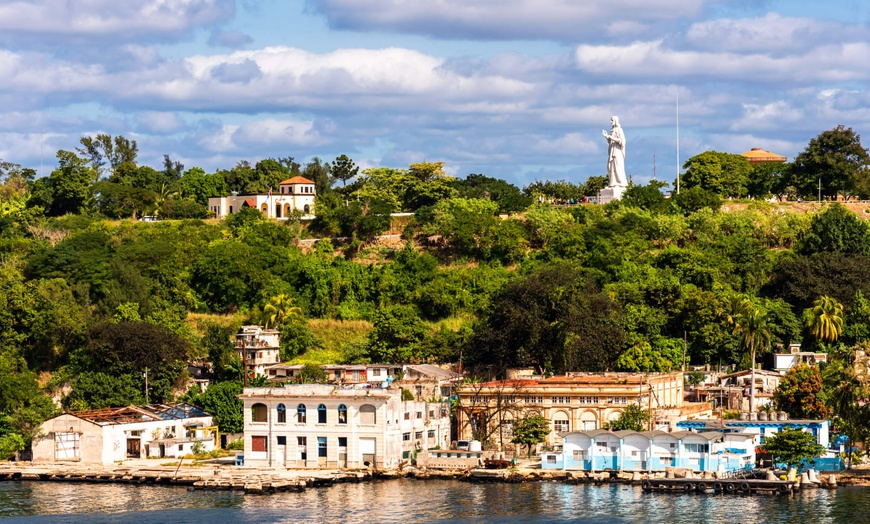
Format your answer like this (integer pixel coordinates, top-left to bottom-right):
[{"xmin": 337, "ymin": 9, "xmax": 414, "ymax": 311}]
[{"xmin": 2, "ymin": 0, "xmax": 870, "ymax": 189}]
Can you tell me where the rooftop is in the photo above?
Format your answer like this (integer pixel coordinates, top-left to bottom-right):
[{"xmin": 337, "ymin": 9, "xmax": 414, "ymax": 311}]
[
  {"xmin": 279, "ymin": 176, "xmax": 315, "ymax": 185},
  {"xmin": 65, "ymin": 403, "xmax": 210, "ymax": 426},
  {"xmin": 739, "ymin": 148, "xmax": 787, "ymax": 165}
]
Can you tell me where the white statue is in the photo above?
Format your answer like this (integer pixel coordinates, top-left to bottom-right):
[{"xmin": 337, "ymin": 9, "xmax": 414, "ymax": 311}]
[{"xmin": 602, "ymin": 116, "xmax": 627, "ymax": 187}]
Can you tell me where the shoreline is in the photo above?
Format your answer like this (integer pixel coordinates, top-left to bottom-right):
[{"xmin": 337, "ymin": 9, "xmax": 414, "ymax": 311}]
[{"xmin": 3, "ymin": 461, "xmax": 870, "ymax": 494}]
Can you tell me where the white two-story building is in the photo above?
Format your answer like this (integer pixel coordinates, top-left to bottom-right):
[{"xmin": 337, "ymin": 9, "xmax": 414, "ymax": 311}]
[
  {"xmin": 208, "ymin": 176, "xmax": 316, "ymax": 219},
  {"xmin": 239, "ymin": 385, "xmax": 450, "ymax": 469}
]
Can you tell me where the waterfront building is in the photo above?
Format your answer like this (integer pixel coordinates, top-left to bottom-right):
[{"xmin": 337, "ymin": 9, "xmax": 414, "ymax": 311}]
[
  {"xmin": 717, "ymin": 369, "xmax": 782, "ymax": 412},
  {"xmin": 235, "ymin": 325, "xmax": 280, "ymax": 377},
  {"xmin": 456, "ymin": 373, "xmax": 712, "ymax": 451},
  {"xmin": 677, "ymin": 418, "xmax": 831, "ymax": 448},
  {"xmin": 239, "ymin": 385, "xmax": 451, "ymax": 469},
  {"xmin": 31, "ymin": 403, "xmax": 215, "ymax": 465},
  {"xmin": 541, "ymin": 429, "xmax": 755, "ymax": 473},
  {"xmin": 207, "ymin": 176, "xmax": 316, "ymax": 219}
]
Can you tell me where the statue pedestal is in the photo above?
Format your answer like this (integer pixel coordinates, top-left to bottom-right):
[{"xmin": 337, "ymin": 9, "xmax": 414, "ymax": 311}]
[{"xmin": 598, "ymin": 185, "xmax": 626, "ymax": 204}]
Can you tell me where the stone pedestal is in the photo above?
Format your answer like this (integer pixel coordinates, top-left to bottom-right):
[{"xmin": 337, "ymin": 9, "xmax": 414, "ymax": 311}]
[{"xmin": 598, "ymin": 185, "xmax": 626, "ymax": 203}]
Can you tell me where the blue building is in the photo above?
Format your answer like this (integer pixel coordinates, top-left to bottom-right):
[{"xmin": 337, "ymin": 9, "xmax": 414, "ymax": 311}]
[
  {"xmin": 541, "ymin": 429, "xmax": 755, "ymax": 473},
  {"xmin": 676, "ymin": 419, "xmax": 830, "ymax": 448}
]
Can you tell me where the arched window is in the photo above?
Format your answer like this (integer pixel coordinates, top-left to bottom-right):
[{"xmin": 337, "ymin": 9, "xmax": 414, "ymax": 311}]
[
  {"xmin": 318, "ymin": 404, "xmax": 327, "ymax": 424},
  {"xmin": 251, "ymin": 403, "xmax": 267, "ymax": 423},
  {"xmin": 338, "ymin": 404, "xmax": 347, "ymax": 424},
  {"xmin": 297, "ymin": 404, "xmax": 307, "ymax": 423},
  {"xmin": 303, "ymin": 204, "xmax": 311, "ymax": 214},
  {"xmin": 277, "ymin": 403, "xmax": 286, "ymax": 423},
  {"xmin": 360, "ymin": 404, "xmax": 376, "ymax": 425}
]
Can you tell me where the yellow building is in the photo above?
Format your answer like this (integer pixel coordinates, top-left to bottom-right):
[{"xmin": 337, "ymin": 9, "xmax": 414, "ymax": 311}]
[{"xmin": 456, "ymin": 372, "xmax": 704, "ymax": 451}]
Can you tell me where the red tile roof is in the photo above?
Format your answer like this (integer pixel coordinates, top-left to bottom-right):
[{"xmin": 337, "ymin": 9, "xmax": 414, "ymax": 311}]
[{"xmin": 279, "ymin": 176, "xmax": 315, "ymax": 185}]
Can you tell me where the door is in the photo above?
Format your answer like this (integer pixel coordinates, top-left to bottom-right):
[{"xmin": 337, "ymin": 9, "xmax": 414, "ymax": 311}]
[
  {"xmin": 317, "ymin": 437, "xmax": 327, "ymax": 466},
  {"xmin": 55, "ymin": 432, "xmax": 80, "ymax": 461},
  {"xmin": 359, "ymin": 438, "xmax": 376, "ymax": 467},
  {"xmin": 126, "ymin": 438, "xmax": 141, "ymax": 458}
]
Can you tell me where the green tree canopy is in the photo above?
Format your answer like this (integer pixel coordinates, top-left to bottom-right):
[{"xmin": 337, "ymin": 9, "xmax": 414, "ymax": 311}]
[
  {"xmin": 604, "ymin": 403, "xmax": 650, "ymax": 431},
  {"xmin": 680, "ymin": 151, "xmax": 752, "ymax": 197},
  {"xmin": 511, "ymin": 414, "xmax": 550, "ymax": 457},
  {"xmin": 759, "ymin": 426, "xmax": 825, "ymax": 469},
  {"xmin": 791, "ymin": 125, "xmax": 870, "ymax": 199},
  {"xmin": 774, "ymin": 363, "xmax": 829, "ymax": 419}
]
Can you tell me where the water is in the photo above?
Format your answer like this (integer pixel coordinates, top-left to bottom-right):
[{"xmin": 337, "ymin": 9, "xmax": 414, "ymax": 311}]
[{"xmin": 0, "ymin": 479, "xmax": 863, "ymax": 523}]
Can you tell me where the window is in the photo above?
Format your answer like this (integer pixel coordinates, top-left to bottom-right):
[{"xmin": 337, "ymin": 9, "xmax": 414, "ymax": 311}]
[
  {"xmin": 338, "ymin": 404, "xmax": 347, "ymax": 424},
  {"xmin": 277, "ymin": 404, "xmax": 286, "ymax": 423},
  {"xmin": 415, "ymin": 431, "xmax": 423, "ymax": 440},
  {"xmin": 429, "ymin": 410, "xmax": 435, "ymax": 418},
  {"xmin": 298, "ymin": 437, "xmax": 307, "ymax": 461},
  {"xmin": 403, "ymin": 433, "xmax": 411, "ymax": 441},
  {"xmin": 179, "ymin": 444, "xmax": 183, "ymax": 451},
  {"xmin": 554, "ymin": 420, "xmax": 570, "ymax": 433},
  {"xmin": 573, "ymin": 450, "xmax": 586, "ymax": 460},
  {"xmin": 596, "ymin": 441, "xmax": 608, "ymax": 449},
  {"xmin": 360, "ymin": 404, "xmax": 376, "ymax": 425},
  {"xmin": 684, "ymin": 443, "xmax": 710, "ymax": 453},
  {"xmin": 338, "ymin": 437, "xmax": 347, "ymax": 448},
  {"xmin": 277, "ymin": 436, "xmax": 287, "ymax": 446},
  {"xmin": 297, "ymin": 404, "xmax": 307, "ymax": 423},
  {"xmin": 318, "ymin": 404, "xmax": 327, "ymax": 424},
  {"xmin": 317, "ymin": 437, "xmax": 327, "ymax": 457},
  {"xmin": 251, "ymin": 436, "xmax": 267, "ymax": 452},
  {"xmin": 404, "ymin": 412, "xmax": 410, "ymax": 420},
  {"xmin": 416, "ymin": 411, "xmax": 423, "ymax": 419},
  {"xmin": 371, "ymin": 368, "xmax": 382, "ymax": 377},
  {"xmin": 428, "ymin": 430, "xmax": 435, "ymax": 438},
  {"xmin": 551, "ymin": 396, "xmax": 570, "ymax": 404},
  {"xmin": 251, "ymin": 403, "xmax": 268, "ymax": 423}
]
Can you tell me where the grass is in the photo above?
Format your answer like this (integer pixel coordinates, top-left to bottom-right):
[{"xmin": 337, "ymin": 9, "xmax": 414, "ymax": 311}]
[{"xmin": 290, "ymin": 319, "xmax": 373, "ymax": 365}]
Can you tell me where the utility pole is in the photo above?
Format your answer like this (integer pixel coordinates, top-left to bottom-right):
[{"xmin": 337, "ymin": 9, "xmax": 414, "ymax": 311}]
[
  {"xmin": 243, "ymin": 336, "xmax": 249, "ymax": 388},
  {"xmin": 144, "ymin": 368, "xmax": 149, "ymax": 404},
  {"xmin": 682, "ymin": 331, "xmax": 687, "ymax": 372},
  {"xmin": 818, "ymin": 178, "xmax": 822, "ymax": 203},
  {"xmin": 676, "ymin": 90, "xmax": 680, "ymax": 194}
]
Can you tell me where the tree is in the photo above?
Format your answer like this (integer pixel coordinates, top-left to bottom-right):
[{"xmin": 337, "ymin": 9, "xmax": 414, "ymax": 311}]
[
  {"xmin": 604, "ymin": 403, "xmax": 650, "ymax": 431},
  {"xmin": 726, "ymin": 297, "xmax": 772, "ymax": 413},
  {"xmin": 823, "ymin": 353, "xmax": 870, "ymax": 452},
  {"xmin": 46, "ymin": 150, "xmax": 96, "ymax": 216},
  {"xmin": 791, "ymin": 125, "xmax": 870, "ymax": 200},
  {"xmin": 672, "ymin": 186, "xmax": 722, "ymax": 214},
  {"xmin": 299, "ymin": 363, "xmax": 328, "ymax": 383},
  {"xmin": 759, "ymin": 426, "xmax": 825, "ymax": 469},
  {"xmin": 332, "ymin": 154, "xmax": 359, "ymax": 190},
  {"xmin": 774, "ymin": 363, "xmax": 829, "ymax": 419},
  {"xmin": 804, "ymin": 295, "xmax": 844, "ymax": 343},
  {"xmin": 622, "ymin": 181, "xmax": 671, "ymax": 212},
  {"xmin": 193, "ymin": 380, "xmax": 244, "ymax": 434},
  {"xmin": 77, "ymin": 134, "xmax": 138, "ymax": 178},
  {"xmin": 450, "ymin": 174, "xmax": 531, "ymax": 213},
  {"xmin": 511, "ymin": 415, "xmax": 550, "ymax": 457},
  {"xmin": 366, "ymin": 305, "xmax": 428, "ymax": 363},
  {"xmin": 799, "ymin": 203, "xmax": 870, "ymax": 256},
  {"xmin": 262, "ymin": 293, "xmax": 302, "ymax": 329},
  {"xmin": 466, "ymin": 263, "xmax": 625, "ymax": 376},
  {"xmin": 680, "ymin": 151, "xmax": 753, "ymax": 197}
]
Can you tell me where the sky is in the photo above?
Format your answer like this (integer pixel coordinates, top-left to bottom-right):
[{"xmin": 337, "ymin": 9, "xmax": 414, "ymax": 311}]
[{"xmin": 2, "ymin": 0, "xmax": 870, "ymax": 189}]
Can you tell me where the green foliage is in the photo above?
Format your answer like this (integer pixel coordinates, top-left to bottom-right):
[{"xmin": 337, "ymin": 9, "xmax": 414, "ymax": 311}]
[
  {"xmin": 804, "ymin": 295, "xmax": 844, "ymax": 343},
  {"xmin": 774, "ymin": 363, "xmax": 829, "ymax": 419},
  {"xmin": 64, "ymin": 371, "xmax": 144, "ymax": 410},
  {"xmin": 799, "ymin": 204, "xmax": 870, "ymax": 256},
  {"xmin": 186, "ymin": 381, "xmax": 244, "ymax": 433},
  {"xmin": 467, "ymin": 263, "xmax": 625, "ymax": 376},
  {"xmin": 791, "ymin": 125, "xmax": 870, "ymax": 199},
  {"xmin": 673, "ymin": 186, "xmax": 723, "ymax": 214},
  {"xmin": 511, "ymin": 415, "xmax": 550, "ymax": 457},
  {"xmin": 450, "ymin": 174, "xmax": 531, "ymax": 213},
  {"xmin": 681, "ymin": 151, "xmax": 753, "ymax": 197},
  {"xmin": 759, "ymin": 426, "xmax": 826, "ymax": 469},
  {"xmin": 604, "ymin": 403, "xmax": 650, "ymax": 432},
  {"xmin": 401, "ymin": 388, "xmax": 415, "ymax": 401},
  {"xmin": 367, "ymin": 305, "xmax": 428, "ymax": 363},
  {"xmin": 614, "ymin": 340, "xmax": 681, "ymax": 372},
  {"xmin": 623, "ymin": 181, "xmax": 672, "ymax": 213},
  {"xmin": 299, "ymin": 363, "xmax": 328, "ymax": 383}
]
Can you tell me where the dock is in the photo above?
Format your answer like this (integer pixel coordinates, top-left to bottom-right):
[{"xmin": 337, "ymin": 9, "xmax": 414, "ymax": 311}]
[{"xmin": 642, "ymin": 478, "xmax": 796, "ymax": 494}]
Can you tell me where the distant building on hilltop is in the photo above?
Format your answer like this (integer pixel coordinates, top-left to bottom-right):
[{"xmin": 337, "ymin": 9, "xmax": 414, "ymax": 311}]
[
  {"xmin": 208, "ymin": 176, "xmax": 316, "ymax": 219},
  {"xmin": 739, "ymin": 148, "xmax": 787, "ymax": 166}
]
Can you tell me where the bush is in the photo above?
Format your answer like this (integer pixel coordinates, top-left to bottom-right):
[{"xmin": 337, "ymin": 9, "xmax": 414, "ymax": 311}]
[{"xmin": 226, "ymin": 438, "xmax": 244, "ymax": 450}]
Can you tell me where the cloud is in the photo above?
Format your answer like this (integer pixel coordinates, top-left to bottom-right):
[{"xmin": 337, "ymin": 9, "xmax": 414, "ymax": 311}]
[
  {"xmin": 307, "ymin": 0, "xmax": 712, "ymax": 41},
  {"xmin": 210, "ymin": 59, "xmax": 263, "ymax": 83},
  {"xmin": 0, "ymin": 0, "xmax": 234, "ymax": 48},
  {"xmin": 208, "ymin": 30, "xmax": 254, "ymax": 48},
  {"xmin": 684, "ymin": 14, "xmax": 868, "ymax": 54}
]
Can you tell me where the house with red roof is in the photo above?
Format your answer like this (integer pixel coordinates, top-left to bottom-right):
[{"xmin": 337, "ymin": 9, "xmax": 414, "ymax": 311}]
[{"xmin": 207, "ymin": 176, "xmax": 316, "ymax": 219}]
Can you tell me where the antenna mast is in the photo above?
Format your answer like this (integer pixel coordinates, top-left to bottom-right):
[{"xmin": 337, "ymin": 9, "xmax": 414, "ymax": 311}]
[{"xmin": 676, "ymin": 90, "xmax": 680, "ymax": 194}]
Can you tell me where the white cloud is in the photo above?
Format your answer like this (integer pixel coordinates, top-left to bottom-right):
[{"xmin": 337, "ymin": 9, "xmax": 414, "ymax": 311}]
[
  {"xmin": 0, "ymin": 0, "xmax": 234, "ymax": 43},
  {"xmin": 308, "ymin": 0, "xmax": 711, "ymax": 41}
]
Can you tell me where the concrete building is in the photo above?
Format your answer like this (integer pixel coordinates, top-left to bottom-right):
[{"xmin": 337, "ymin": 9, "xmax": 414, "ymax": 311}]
[
  {"xmin": 541, "ymin": 429, "xmax": 756, "ymax": 473},
  {"xmin": 774, "ymin": 344, "xmax": 827, "ymax": 373},
  {"xmin": 236, "ymin": 325, "xmax": 280, "ymax": 377},
  {"xmin": 32, "ymin": 404, "xmax": 215, "ymax": 465},
  {"xmin": 456, "ymin": 373, "xmax": 710, "ymax": 451},
  {"xmin": 208, "ymin": 176, "xmax": 316, "ymax": 219},
  {"xmin": 239, "ymin": 385, "xmax": 450, "ymax": 469},
  {"xmin": 739, "ymin": 148, "xmax": 787, "ymax": 165}
]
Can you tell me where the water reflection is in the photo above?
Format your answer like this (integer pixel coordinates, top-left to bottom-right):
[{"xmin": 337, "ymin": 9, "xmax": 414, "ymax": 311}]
[{"xmin": 0, "ymin": 479, "xmax": 862, "ymax": 523}]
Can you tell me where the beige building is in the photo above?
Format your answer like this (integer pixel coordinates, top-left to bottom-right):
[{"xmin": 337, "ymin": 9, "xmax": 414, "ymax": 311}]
[
  {"xmin": 208, "ymin": 176, "xmax": 316, "ymax": 219},
  {"xmin": 236, "ymin": 325, "xmax": 281, "ymax": 377},
  {"xmin": 456, "ymin": 373, "xmax": 695, "ymax": 450},
  {"xmin": 32, "ymin": 404, "xmax": 215, "ymax": 465},
  {"xmin": 240, "ymin": 385, "xmax": 450, "ymax": 469}
]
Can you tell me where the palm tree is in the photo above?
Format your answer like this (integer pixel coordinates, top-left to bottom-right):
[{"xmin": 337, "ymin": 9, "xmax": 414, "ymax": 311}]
[
  {"xmin": 727, "ymin": 297, "xmax": 772, "ymax": 413},
  {"xmin": 262, "ymin": 293, "xmax": 301, "ymax": 329},
  {"xmin": 804, "ymin": 295, "xmax": 844, "ymax": 343}
]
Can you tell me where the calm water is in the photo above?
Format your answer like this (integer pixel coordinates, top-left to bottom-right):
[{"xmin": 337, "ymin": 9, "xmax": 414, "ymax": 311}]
[{"xmin": 0, "ymin": 479, "xmax": 863, "ymax": 523}]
